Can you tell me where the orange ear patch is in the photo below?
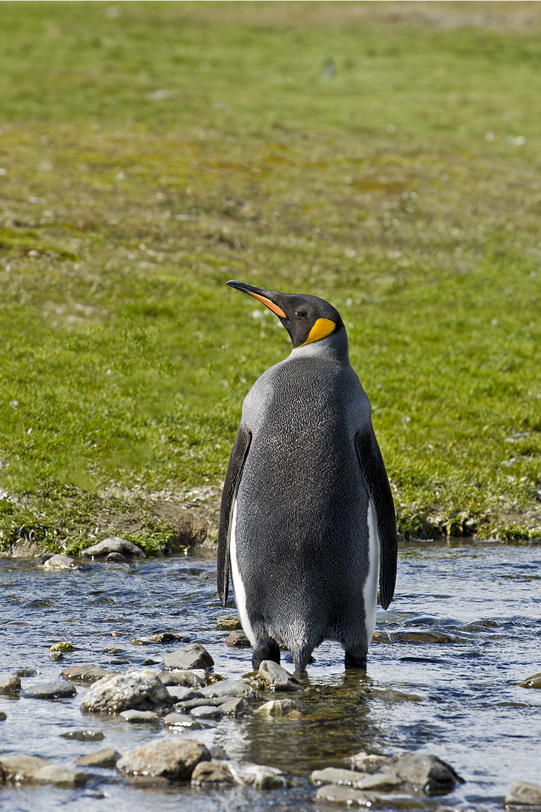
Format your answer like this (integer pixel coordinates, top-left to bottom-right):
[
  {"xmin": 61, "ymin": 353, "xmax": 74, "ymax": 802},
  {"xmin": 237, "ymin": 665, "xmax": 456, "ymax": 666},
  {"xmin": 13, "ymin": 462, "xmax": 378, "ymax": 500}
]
[
  {"xmin": 246, "ymin": 291, "xmax": 287, "ymax": 319},
  {"xmin": 300, "ymin": 318, "xmax": 336, "ymax": 346}
]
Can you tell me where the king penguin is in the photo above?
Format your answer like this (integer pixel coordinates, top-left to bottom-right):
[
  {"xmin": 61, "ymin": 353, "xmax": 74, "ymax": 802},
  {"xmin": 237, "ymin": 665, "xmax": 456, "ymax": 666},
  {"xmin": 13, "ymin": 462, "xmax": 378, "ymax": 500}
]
[{"xmin": 217, "ymin": 281, "xmax": 397, "ymax": 673}]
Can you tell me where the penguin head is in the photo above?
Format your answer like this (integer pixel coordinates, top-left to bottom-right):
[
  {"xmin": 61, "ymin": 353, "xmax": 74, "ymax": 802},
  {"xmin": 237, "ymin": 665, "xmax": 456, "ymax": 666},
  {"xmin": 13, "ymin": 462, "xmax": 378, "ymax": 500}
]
[{"xmin": 227, "ymin": 280, "xmax": 345, "ymax": 350}]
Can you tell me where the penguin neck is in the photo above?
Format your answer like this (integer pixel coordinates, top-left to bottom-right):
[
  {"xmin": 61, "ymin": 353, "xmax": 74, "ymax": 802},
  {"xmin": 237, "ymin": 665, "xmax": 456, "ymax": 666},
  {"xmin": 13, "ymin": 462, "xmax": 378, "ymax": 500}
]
[{"xmin": 288, "ymin": 327, "xmax": 350, "ymax": 364}]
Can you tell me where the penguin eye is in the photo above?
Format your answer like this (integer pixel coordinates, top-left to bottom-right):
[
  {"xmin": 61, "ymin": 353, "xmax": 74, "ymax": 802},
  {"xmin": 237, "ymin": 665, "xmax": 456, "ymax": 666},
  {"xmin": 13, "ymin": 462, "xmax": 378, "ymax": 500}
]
[{"xmin": 294, "ymin": 310, "xmax": 308, "ymax": 319}]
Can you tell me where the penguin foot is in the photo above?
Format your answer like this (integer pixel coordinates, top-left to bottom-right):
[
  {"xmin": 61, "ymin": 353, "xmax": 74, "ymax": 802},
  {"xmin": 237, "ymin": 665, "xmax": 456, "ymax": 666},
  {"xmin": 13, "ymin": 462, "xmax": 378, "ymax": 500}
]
[
  {"xmin": 252, "ymin": 639, "xmax": 280, "ymax": 670},
  {"xmin": 344, "ymin": 650, "xmax": 367, "ymax": 670}
]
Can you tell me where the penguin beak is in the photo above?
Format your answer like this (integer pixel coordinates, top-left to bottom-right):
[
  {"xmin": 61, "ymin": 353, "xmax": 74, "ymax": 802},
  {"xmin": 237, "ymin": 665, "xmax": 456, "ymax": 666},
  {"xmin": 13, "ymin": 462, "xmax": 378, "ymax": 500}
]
[{"xmin": 227, "ymin": 280, "xmax": 287, "ymax": 320}]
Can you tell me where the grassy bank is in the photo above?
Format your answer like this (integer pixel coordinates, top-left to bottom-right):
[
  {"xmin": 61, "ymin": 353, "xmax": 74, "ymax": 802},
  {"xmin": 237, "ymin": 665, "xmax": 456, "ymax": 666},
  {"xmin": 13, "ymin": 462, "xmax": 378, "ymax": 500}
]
[{"xmin": 0, "ymin": 2, "xmax": 540, "ymax": 552}]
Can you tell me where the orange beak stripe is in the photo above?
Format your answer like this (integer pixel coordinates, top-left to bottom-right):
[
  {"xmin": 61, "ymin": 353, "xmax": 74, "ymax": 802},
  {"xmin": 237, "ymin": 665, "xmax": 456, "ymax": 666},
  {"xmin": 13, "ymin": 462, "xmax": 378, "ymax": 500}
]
[{"xmin": 247, "ymin": 291, "xmax": 287, "ymax": 319}]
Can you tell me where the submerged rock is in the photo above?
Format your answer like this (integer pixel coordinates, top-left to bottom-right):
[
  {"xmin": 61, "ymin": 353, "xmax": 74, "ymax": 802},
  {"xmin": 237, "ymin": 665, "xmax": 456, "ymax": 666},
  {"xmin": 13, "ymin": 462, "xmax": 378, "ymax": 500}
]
[
  {"xmin": 162, "ymin": 644, "xmax": 214, "ymax": 672},
  {"xmin": 76, "ymin": 748, "xmax": 121, "ymax": 768},
  {"xmin": 0, "ymin": 754, "xmax": 87, "ymax": 786},
  {"xmin": 23, "ymin": 680, "xmax": 77, "ymax": 700},
  {"xmin": 314, "ymin": 783, "xmax": 374, "ymax": 805},
  {"xmin": 80, "ymin": 669, "xmax": 172, "ymax": 714},
  {"xmin": 116, "ymin": 738, "xmax": 210, "ymax": 781},
  {"xmin": 254, "ymin": 698, "xmax": 298, "ymax": 717},
  {"xmin": 61, "ymin": 729, "xmax": 105, "ymax": 742},
  {"xmin": 505, "ymin": 782, "xmax": 541, "ymax": 809},
  {"xmin": 81, "ymin": 537, "xmax": 145, "ymax": 559}
]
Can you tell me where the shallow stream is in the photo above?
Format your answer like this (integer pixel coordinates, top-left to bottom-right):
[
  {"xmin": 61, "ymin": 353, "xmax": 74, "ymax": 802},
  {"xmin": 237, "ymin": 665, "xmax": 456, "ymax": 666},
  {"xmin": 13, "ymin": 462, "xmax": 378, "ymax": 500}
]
[{"xmin": 1, "ymin": 540, "xmax": 540, "ymax": 810}]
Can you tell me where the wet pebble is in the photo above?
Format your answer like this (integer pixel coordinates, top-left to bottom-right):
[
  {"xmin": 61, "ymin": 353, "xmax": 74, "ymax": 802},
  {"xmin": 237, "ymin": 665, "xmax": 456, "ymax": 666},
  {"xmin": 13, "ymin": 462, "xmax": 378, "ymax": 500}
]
[
  {"xmin": 226, "ymin": 630, "xmax": 251, "ymax": 647},
  {"xmin": 220, "ymin": 697, "xmax": 246, "ymax": 717},
  {"xmin": 0, "ymin": 754, "xmax": 87, "ymax": 787},
  {"xmin": 217, "ymin": 614, "xmax": 242, "ymax": 631},
  {"xmin": 164, "ymin": 712, "xmax": 205, "ymax": 731},
  {"xmin": 61, "ymin": 664, "xmax": 117, "ymax": 684},
  {"xmin": 61, "ymin": 729, "xmax": 105, "ymax": 742},
  {"xmin": 191, "ymin": 704, "xmax": 224, "ymax": 720},
  {"xmin": 119, "ymin": 709, "xmax": 161, "ymax": 724},
  {"xmin": 0, "ymin": 675, "xmax": 21, "ymax": 694},
  {"xmin": 200, "ymin": 677, "xmax": 259, "ymax": 700},
  {"xmin": 162, "ymin": 643, "xmax": 214, "ymax": 671},
  {"xmin": 76, "ymin": 748, "xmax": 122, "ymax": 768},
  {"xmin": 116, "ymin": 737, "xmax": 210, "ymax": 781},
  {"xmin": 80, "ymin": 669, "xmax": 172, "ymax": 714},
  {"xmin": 165, "ymin": 685, "xmax": 203, "ymax": 702},
  {"xmin": 23, "ymin": 680, "xmax": 77, "ymax": 700},
  {"xmin": 131, "ymin": 632, "xmax": 190, "ymax": 646}
]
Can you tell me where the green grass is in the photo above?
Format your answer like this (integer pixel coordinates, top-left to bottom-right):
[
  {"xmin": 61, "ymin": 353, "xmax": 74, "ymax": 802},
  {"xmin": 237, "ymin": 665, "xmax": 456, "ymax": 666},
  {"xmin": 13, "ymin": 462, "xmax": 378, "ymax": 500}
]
[{"xmin": 0, "ymin": 2, "xmax": 540, "ymax": 551}]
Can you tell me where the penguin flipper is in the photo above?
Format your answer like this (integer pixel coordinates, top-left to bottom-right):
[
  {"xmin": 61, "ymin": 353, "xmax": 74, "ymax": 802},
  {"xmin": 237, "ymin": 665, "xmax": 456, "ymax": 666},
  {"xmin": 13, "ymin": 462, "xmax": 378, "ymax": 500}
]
[
  {"xmin": 217, "ymin": 425, "xmax": 252, "ymax": 607},
  {"xmin": 355, "ymin": 426, "xmax": 398, "ymax": 610}
]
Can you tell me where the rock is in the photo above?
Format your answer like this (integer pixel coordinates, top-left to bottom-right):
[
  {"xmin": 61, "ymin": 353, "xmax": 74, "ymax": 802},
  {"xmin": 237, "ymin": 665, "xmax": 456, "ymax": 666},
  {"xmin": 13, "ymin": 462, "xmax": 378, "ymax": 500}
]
[
  {"xmin": 106, "ymin": 552, "xmax": 126, "ymax": 562},
  {"xmin": 116, "ymin": 737, "xmax": 210, "ymax": 781},
  {"xmin": 0, "ymin": 754, "xmax": 87, "ymax": 786},
  {"xmin": 518, "ymin": 672, "xmax": 541, "ymax": 689},
  {"xmin": 160, "ymin": 669, "xmax": 206, "ymax": 688},
  {"xmin": 200, "ymin": 678, "xmax": 258, "ymax": 700},
  {"xmin": 131, "ymin": 632, "xmax": 190, "ymax": 646},
  {"xmin": 9, "ymin": 538, "xmax": 42, "ymax": 558},
  {"xmin": 80, "ymin": 669, "xmax": 172, "ymax": 714},
  {"xmin": 119, "ymin": 709, "xmax": 161, "ymax": 724},
  {"xmin": 314, "ymin": 783, "xmax": 374, "ymax": 805},
  {"xmin": 61, "ymin": 664, "xmax": 116, "ymax": 684},
  {"xmin": 0, "ymin": 675, "xmax": 21, "ymax": 694},
  {"xmin": 217, "ymin": 615, "xmax": 242, "ymax": 631},
  {"xmin": 43, "ymin": 554, "xmax": 85, "ymax": 570},
  {"xmin": 164, "ymin": 712, "xmax": 205, "ymax": 731},
  {"xmin": 190, "ymin": 705, "xmax": 224, "ymax": 720},
  {"xmin": 389, "ymin": 753, "xmax": 464, "ymax": 795},
  {"xmin": 226, "ymin": 631, "xmax": 251, "ymax": 647},
  {"xmin": 311, "ymin": 767, "xmax": 364, "ymax": 786},
  {"xmin": 227, "ymin": 761, "xmax": 286, "ymax": 787},
  {"xmin": 162, "ymin": 644, "xmax": 214, "ymax": 671},
  {"xmin": 220, "ymin": 697, "xmax": 245, "ymax": 717},
  {"xmin": 254, "ymin": 769, "xmax": 288, "ymax": 790},
  {"xmin": 61, "ymin": 729, "xmax": 105, "ymax": 741},
  {"xmin": 351, "ymin": 752, "xmax": 390, "ymax": 773},
  {"xmin": 505, "ymin": 782, "xmax": 541, "ymax": 809},
  {"xmin": 50, "ymin": 641, "xmax": 75, "ymax": 652},
  {"xmin": 191, "ymin": 760, "xmax": 235, "ymax": 786},
  {"xmin": 166, "ymin": 686, "xmax": 203, "ymax": 702},
  {"xmin": 76, "ymin": 748, "xmax": 121, "ymax": 768},
  {"xmin": 258, "ymin": 660, "xmax": 302, "ymax": 691},
  {"xmin": 81, "ymin": 537, "xmax": 145, "ymax": 558},
  {"xmin": 23, "ymin": 680, "xmax": 77, "ymax": 700},
  {"xmin": 254, "ymin": 698, "xmax": 298, "ymax": 717}
]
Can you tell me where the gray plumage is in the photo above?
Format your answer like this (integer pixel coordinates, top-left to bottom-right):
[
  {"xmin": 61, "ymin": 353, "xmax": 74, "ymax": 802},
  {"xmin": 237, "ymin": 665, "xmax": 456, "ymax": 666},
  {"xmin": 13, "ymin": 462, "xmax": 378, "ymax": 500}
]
[{"xmin": 218, "ymin": 281, "xmax": 397, "ymax": 672}]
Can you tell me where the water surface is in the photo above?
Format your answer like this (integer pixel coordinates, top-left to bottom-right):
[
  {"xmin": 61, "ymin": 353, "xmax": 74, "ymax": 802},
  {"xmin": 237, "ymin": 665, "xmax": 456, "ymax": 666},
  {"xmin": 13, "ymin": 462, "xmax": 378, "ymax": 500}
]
[{"xmin": 1, "ymin": 540, "xmax": 540, "ymax": 810}]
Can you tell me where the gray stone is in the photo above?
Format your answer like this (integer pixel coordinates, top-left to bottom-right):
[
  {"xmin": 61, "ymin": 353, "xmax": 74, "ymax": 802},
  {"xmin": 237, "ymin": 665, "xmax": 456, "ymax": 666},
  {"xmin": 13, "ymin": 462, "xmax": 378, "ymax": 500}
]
[
  {"xmin": 258, "ymin": 660, "xmax": 302, "ymax": 691},
  {"xmin": 311, "ymin": 767, "xmax": 363, "ymax": 786},
  {"xmin": 162, "ymin": 644, "xmax": 214, "ymax": 671},
  {"xmin": 190, "ymin": 704, "xmax": 224, "ymax": 720},
  {"xmin": 61, "ymin": 729, "xmax": 105, "ymax": 741},
  {"xmin": 254, "ymin": 698, "xmax": 298, "ymax": 717},
  {"xmin": 81, "ymin": 537, "xmax": 145, "ymax": 558},
  {"xmin": 0, "ymin": 675, "xmax": 21, "ymax": 694},
  {"xmin": 160, "ymin": 669, "xmax": 206, "ymax": 688},
  {"xmin": 191, "ymin": 760, "xmax": 235, "ymax": 786},
  {"xmin": 351, "ymin": 752, "xmax": 389, "ymax": 774},
  {"xmin": 227, "ymin": 761, "xmax": 285, "ymax": 787},
  {"xmin": 116, "ymin": 737, "xmax": 210, "ymax": 781},
  {"xmin": 505, "ymin": 782, "xmax": 541, "ymax": 809},
  {"xmin": 119, "ymin": 709, "xmax": 161, "ymax": 724},
  {"xmin": 200, "ymin": 678, "xmax": 258, "ymax": 700},
  {"xmin": 23, "ymin": 680, "xmax": 77, "ymax": 700},
  {"xmin": 220, "ymin": 697, "xmax": 245, "ymax": 717},
  {"xmin": 226, "ymin": 631, "xmax": 251, "ymax": 647},
  {"xmin": 76, "ymin": 748, "xmax": 121, "ymax": 768},
  {"xmin": 314, "ymin": 783, "xmax": 374, "ymax": 805},
  {"xmin": 43, "ymin": 554, "xmax": 86, "ymax": 570},
  {"xmin": 165, "ymin": 685, "xmax": 203, "ymax": 702},
  {"xmin": 106, "ymin": 552, "xmax": 126, "ymax": 562},
  {"xmin": 164, "ymin": 712, "xmax": 205, "ymax": 731},
  {"xmin": 61, "ymin": 665, "xmax": 116, "ymax": 684},
  {"xmin": 80, "ymin": 669, "xmax": 172, "ymax": 714},
  {"xmin": 389, "ymin": 753, "xmax": 464, "ymax": 795},
  {"xmin": 0, "ymin": 754, "xmax": 87, "ymax": 786},
  {"xmin": 217, "ymin": 615, "xmax": 242, "ymax": 631}
]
